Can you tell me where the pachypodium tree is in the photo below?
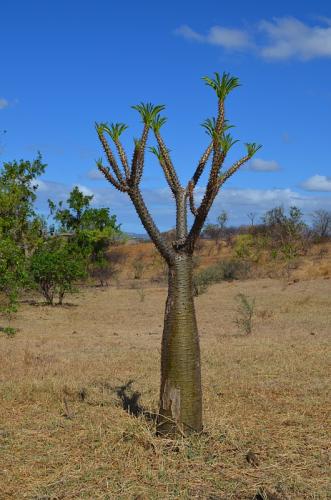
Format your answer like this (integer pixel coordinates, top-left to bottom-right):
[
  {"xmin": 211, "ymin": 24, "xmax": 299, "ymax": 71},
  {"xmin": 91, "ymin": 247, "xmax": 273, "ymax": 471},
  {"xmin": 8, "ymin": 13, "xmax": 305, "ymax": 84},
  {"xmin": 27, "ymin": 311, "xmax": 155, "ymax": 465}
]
[{"xmin": 95, "ymin": 72, "xmax": 261, "ymax": 436}]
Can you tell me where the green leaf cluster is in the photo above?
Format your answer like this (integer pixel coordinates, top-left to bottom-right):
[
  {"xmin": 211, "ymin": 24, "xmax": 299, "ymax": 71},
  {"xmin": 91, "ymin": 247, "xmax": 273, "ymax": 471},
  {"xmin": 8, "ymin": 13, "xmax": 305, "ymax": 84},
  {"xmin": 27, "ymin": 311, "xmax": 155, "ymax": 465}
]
[
  {"xmin": 202, "ymin": 72, "xmax": 240, "ymax": 100},
  {"xmin": 30, "ymin": 238, "xmax": 87, "ymax": 305},
  {"xmin": 132, "ymin": 103, "xmax": 165, "ymax": 126}
]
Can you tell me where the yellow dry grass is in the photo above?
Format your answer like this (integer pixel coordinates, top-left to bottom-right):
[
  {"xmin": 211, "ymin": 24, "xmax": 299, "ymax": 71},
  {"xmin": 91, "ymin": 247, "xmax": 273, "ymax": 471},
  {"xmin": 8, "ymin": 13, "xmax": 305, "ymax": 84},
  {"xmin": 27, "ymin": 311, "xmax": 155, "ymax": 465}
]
[{"xmin": 0, "ymin": 276, "xmax": 330, "ymax": 499}]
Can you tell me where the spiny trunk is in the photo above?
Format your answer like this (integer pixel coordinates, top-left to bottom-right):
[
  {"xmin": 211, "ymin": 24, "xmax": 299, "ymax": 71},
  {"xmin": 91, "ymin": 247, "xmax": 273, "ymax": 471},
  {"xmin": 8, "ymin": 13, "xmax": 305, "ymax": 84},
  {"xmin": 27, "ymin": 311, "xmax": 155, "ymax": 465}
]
[{"xmin": 157, "ymin": 254, "xmax": 202, "ymax": 436}]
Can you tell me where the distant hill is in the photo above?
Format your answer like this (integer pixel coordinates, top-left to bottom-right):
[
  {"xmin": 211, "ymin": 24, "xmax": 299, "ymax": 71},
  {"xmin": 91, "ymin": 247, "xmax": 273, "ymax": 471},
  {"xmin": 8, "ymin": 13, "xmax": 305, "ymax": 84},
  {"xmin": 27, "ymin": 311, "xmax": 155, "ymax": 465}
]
[{"xmin": 125, "ymin": 232, "xmax": 150, "ymax": 241}]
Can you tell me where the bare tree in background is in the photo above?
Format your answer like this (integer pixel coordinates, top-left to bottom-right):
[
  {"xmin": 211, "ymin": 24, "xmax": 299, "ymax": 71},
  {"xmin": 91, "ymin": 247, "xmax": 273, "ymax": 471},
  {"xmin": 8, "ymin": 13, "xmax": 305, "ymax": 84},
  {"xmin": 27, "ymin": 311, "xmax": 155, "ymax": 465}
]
[
  {"xmin": 203, "ymin": 210, "xmax": 228, "ymax": 253},
  {"xmin": 312, "ymin": 209, "xmax": 331, "ymax": 240},
  {"xmin": 247, "ymin": 211, "xmax": 257, "ymax": 226},
  {"xmin": 95, "ymin": 72, "xmax": 261, "ymax": 436}
]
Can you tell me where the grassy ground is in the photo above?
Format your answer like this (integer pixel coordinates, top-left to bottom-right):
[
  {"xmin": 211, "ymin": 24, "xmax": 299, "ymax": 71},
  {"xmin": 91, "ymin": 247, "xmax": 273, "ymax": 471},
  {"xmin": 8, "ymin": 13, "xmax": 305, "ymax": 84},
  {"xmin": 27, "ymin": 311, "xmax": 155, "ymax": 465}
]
[{"xmin": 0, "ymin": 274, "xmax": 330, "ymax": 499}]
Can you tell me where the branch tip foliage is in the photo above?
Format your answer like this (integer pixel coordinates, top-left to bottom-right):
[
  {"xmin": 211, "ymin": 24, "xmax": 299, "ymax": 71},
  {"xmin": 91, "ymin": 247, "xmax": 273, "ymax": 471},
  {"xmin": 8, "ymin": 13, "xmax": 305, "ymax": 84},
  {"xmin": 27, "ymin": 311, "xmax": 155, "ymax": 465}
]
[
  {"xmin": 131, "ymin": 102, "xmax": 165, "ymax": 126},
  {"xmin": 202, "ymin": 72, "xmax": 241, "ymax": 101}
]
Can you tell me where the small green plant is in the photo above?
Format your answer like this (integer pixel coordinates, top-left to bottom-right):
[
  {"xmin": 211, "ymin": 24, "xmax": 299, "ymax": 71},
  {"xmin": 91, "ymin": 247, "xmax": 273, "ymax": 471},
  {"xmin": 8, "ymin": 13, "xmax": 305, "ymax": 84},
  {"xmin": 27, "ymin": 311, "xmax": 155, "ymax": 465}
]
[
  {"xmin": 136, "ymin": 285, "xmax": 145, "ymax": 302},
  {"xmin": 1, "ymin": 326, "xmax": 17, "ymax": 337},
  {"xmin": 235, "ymin": 293, "xmax": 255, "ymax": 335}
]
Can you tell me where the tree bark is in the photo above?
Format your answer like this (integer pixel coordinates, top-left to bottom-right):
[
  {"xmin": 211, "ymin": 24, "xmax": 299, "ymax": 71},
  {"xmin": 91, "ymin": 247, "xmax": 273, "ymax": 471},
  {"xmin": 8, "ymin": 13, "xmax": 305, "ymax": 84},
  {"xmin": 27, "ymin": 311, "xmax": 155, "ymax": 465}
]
[{"xmin": 157, "ymin": 253, "xmax": 202, "ymax": 436}]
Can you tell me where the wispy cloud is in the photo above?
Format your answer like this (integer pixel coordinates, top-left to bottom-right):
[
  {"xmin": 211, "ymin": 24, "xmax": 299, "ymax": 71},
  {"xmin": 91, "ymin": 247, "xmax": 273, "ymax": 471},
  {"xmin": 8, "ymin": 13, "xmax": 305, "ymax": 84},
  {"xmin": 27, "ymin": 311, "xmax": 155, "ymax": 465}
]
[
  {"xmin": 0, "ymin": 98, "xmax": 9, "ymax": 110},
  {"xmin": 175, "ymin": 24, "xmax": 252, "ymax": 50},
  {"xmin": 250, "ymin": 158, "xmax": 281, "ymax": 172},
  {"xmin": 301, "ymin": 175, "xmax": 331, "ymax": 192},
  {"xmin": 259, "ymin": 17, "xmax": 331, "ymax": 60},
  {"xmin": 176, "ymin": 17, "xmax": 331, "ymax": 61},
  {"xmin": 87, "ymin": 168, "xmax": 104, "ymax": 180}
]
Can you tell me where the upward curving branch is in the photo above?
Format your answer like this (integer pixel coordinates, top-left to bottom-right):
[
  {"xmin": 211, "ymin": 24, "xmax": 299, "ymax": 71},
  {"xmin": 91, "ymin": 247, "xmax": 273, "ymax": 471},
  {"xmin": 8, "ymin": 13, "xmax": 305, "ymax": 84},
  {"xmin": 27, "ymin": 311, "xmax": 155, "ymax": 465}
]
[
  {"xmin": 95, "ymin": 71, "xmax": 261, "ymax": 259},
  {"xmin": 129, "ymin": 187, "xmax": 174, "ymax": 263},
  {"xmin": 149, "ymin": 146, "xmax": 178, "ymax": 195}
]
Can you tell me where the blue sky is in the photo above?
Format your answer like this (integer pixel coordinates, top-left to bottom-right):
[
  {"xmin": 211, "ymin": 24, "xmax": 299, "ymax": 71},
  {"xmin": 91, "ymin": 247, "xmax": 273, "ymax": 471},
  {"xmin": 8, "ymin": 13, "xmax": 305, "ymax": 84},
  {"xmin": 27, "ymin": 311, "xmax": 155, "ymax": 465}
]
[{"xmin": 1, "ymin": 0, "xmax": 331, "ymax": 232}]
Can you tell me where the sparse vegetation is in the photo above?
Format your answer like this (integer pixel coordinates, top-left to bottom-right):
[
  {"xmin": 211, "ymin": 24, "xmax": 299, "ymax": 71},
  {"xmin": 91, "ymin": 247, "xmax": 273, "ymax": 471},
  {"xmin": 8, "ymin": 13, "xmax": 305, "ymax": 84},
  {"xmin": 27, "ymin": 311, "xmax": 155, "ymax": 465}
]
[
  {"xmin": 193, "ymin": 259, "xmax": 250, "ymax": 295},
  {"xmin": 235, "ymin": 292, "xmax": 255, "ymax": 334},
  {"xmin": 312, "ymin": 209, "xmax": 331, "ymax": 241},
  {"xmin": 0, "ymin": 276, "xmax": 329, "ymax": 498},
  {"xmin": 203, "ymin": 210, "xmax": 228, "ymax": 253},
  {"xmin": 90, "ymin": 249, "xmax": 125, "ymax": 287},
  {"xmin": 132, "ymin": 254, "xmax": 146, "ymax": 279}
]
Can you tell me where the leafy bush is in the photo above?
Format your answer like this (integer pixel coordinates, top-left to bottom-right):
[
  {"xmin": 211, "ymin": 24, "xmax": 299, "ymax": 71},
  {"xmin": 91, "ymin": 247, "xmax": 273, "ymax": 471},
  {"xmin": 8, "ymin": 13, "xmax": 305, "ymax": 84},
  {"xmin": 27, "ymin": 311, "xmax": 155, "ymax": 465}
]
[
  {"xmin": 193, "ymin": 259, "xmax": 250, "ymax": 296},
  {"xmin": 234, "ymin": 234, "xmax": 255, "ymax": 259},
  {"xmin": 90, "ymin": 249, "xmax": 125, "ymax": 286},
  {"xmin": 262, "ymin": 206, "xmax": 309, "ymax": 258},
  {"xmin": 30, "ymin": 240, "xmax": 87, "ymax": 304},
  {"xmin": 0, "ymin": 238, "xmax": 27, "ymax": 326},
  {"xmin": 0, "ymin": 155, "xmax": 46, "ymax": 326},
  {"xmin": 193, "ymin": 264, "xmax": 224, "ymax": 296},
  {"xmin": 221, "ymin": 259, "xmax": 250, "ymax": 280}
]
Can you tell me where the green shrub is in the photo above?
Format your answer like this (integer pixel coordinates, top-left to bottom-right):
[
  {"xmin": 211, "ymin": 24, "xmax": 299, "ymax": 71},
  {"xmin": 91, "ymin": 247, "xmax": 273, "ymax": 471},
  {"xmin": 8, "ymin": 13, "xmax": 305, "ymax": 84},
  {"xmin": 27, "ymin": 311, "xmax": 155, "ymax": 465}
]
[
  {"xmin": 221, "ymin": 259, "xmax": 250, "ymax": 280},
  {"xmin": 30, "ymin": 240, "xmax": 87, "ymax": 305},
  {"xmin": 0, "ymin": 238, "xmax": 27, "ymax": 327},
  {"xmin": 193, "ymin": 264, "xmax": 223, "ymax": 296},
  {"xmin": 193, "ymin": 259, "xmax": 250, "ymax": 296},
  {"xmin": 234, "ymin": 234, "xmax": 254, "ymax": 258},
  {"xmin": 89, "ymin": 249, "xmax": 125, "ymax": 286}
]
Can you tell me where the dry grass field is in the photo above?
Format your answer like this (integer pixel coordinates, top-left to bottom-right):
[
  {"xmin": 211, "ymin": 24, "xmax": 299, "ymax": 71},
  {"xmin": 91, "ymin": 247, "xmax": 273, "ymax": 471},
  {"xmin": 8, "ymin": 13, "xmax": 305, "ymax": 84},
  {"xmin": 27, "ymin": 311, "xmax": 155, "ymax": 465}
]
[{"xmin": 0, "ymin": 263, "xmax": 330, "ymax": 499}]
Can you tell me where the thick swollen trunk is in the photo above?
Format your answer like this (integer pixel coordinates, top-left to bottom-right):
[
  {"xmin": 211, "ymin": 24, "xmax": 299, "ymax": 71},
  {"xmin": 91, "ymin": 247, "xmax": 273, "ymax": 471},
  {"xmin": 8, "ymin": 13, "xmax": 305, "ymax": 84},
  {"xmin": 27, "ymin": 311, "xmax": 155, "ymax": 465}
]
[{"xmin": 157, "ymin": 254, "xmax": 202, "ymax": 436}]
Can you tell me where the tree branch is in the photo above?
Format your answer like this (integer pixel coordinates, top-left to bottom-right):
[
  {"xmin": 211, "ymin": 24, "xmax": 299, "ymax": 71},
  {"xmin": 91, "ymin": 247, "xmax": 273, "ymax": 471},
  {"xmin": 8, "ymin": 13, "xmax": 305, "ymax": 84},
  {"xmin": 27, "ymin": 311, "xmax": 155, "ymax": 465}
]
[
  {"xmin": 131, "ymin": 125, "xmax": 149, "ymax": 186},
  {"xmin": 113, "ymin": 137, "xmax": 130, "ymax": 180},
  {"xmin": 217, "ymin": 154, "xmax": 250, "ymax": 188},
  {"xmin": 154, "ymin": 130, "xmax": 181, "ymax": 193},
  {"xmin": 190, "ymin": 143, "xmax": 213, "ymax": 188},
  {"xmin": 97, "ymin": 129, "xmax": 127, "ymax": 186},
  {"xmin": 96, "ymin": 161, "xmax": 128, "ymax": 193},
  {"xmin": 186, "ymin": 151, "xmax": 253, "ymax": 251},
  {"xmin": 150, "ymin": 146, "xmax": 178, "ymax": 195},
  {"xmin": 187, "ymin": 181, "xmax": 198, "ymax": 216},
  {"xmin": 129, "ymin": 188, "xmax": 175, "ymax": 263}
]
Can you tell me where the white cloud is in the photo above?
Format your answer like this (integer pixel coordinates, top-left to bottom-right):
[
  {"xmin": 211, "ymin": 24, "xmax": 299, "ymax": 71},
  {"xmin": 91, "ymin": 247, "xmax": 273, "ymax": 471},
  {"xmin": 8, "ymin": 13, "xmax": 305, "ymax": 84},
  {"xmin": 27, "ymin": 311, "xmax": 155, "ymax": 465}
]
[
  {"xmin": 301, "ymin": 175, "xmax": 331, "ymax": 192},
  {"xmin": 35, "ymin": 179, "xmax": 68, "ymax": 196},
  {"xmin": 176, "ymin": 17, "xmax": 331, "ymax": 61},
  {"xmin": 259, "ymin": 17, "xmax": 331, "ymax": 60},
  {"xmin": 175, "ymin": 24, "xmax": 252, "ymax": 50},
  {"xmin": 250, "ymin": 158, "xmax": 281, "ymax": 172},
  {"xmin": 175, "ymin": 25, "xmax": 204, "ymax": 42},
  {"xmin": 205, "ymin": 26, "xmax": 251, "ymax": 49},
  {"xmin": 0, "ymin": 98, "xmax": 9, "ymax": 110},
  {"xmin": 87, "ymin": 168, "xmax": 104, "ymax": 180}
]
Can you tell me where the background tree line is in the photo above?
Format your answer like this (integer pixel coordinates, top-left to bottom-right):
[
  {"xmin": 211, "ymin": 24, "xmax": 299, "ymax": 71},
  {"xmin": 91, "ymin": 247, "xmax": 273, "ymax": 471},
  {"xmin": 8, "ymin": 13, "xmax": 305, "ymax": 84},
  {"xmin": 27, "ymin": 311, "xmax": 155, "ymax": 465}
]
[{"xmin": 1, "ymin": 153, "xmax": 330, "ymax": 333}]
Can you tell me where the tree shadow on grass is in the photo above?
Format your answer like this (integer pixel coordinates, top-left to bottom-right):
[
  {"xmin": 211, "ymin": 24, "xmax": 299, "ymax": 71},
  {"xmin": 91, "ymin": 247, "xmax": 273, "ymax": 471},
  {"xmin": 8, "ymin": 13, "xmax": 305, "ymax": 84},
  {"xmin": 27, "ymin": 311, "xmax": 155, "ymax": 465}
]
[
  {"xmin": 20, "ymin": 299, "xmax": 78, "ymax": 308},
  {"xmin": 114, "ymin": 380, "xmax": 157, "ymax": 422}
]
